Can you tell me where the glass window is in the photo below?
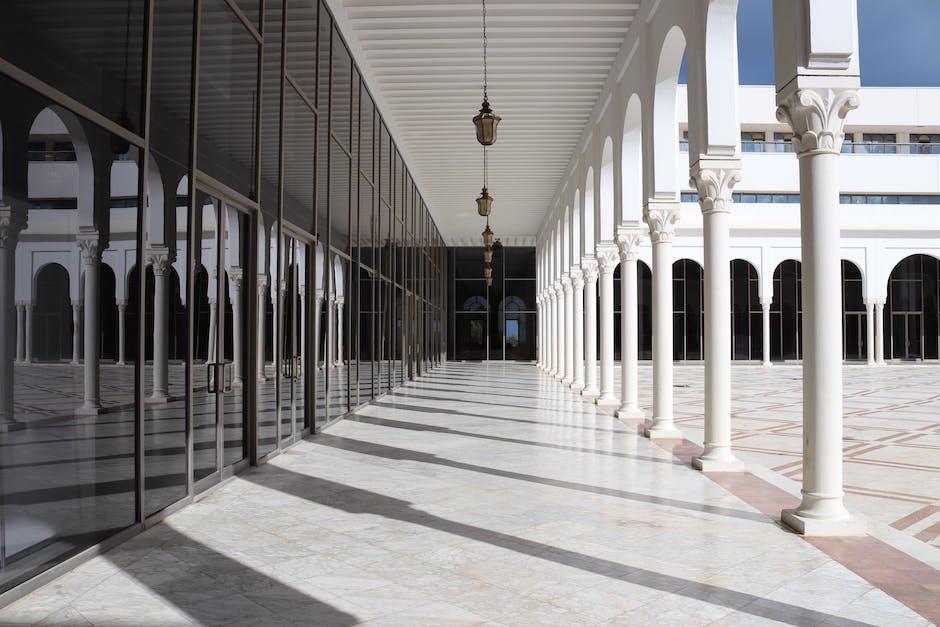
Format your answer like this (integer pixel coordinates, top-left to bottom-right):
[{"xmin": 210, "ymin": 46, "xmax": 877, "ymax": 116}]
[
  {"xmin": 286, "ymin": 0, "xmax": 318, "ymax": 98},
  {"xmin": 331, "ymin": 28, "xmax": 352, "ymax": 150},
  {"xmin": 283, "ymin": 86, "xmax": 316, "ymax": 234},
  {"xmin": 197, "ymin": 0, "xmax": 260, "ymax": 200},
  {"xmin": 741, "ymin": 131, "xmax": 765, "ymax": 152}
]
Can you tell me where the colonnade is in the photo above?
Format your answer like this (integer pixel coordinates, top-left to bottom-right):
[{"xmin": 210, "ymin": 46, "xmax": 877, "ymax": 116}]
[{"xmin": 537, "ymin": 0, "xmax": 866, "ymax": 536}]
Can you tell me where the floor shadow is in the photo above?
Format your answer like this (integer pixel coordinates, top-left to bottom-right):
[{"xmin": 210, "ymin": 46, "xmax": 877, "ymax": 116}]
[
  {"xmin": 105, "ymin": 526, "xmax": 359, "ymax": 626},
  {"xmin": 315, "ymin": 430, "xmax": 771, "ymax": 524},
  {"xmin": 242, "ymin": 464, "xmax": 874, "ymax": 627},
  {"xmin": 348, "ymin": 413, "xmax": 684, "ymax": 467}
]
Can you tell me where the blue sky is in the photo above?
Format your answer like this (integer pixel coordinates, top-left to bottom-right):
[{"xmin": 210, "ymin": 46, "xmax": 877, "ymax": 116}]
[{"xmin": 681, "ymin": 0, "xmax": 940, "ymax": 86}]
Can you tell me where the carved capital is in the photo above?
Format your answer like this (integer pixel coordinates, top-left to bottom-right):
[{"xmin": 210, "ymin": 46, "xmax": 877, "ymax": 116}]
[
  {"xmin": 77, "ymin": 235, "xmax": 103, "ymax": 265},
  {"xmin": 616, "ymin": 227, "xmax": 645, "ymax": 262},
  {"xmin": 553, "ymin": 281, "xmax": 564, "ymax": 297},
  {"xmin": 0, "ymin": 206, "xmax": 27, "ymax": 250},
  {"xmin": 147, "ymin": 249, "xmax": 174, "ymax": 276},
  {"xmin": 690, "ymin": 167, "xmax": 741, "ymax": 215},
  {"xmin": 775, "ymin": 88, "xmax": 860, "ymax": 157},
  {"xmin": 336, "ymin": 297, "xmax": 345, "ymax": 308},
  {"xmin": 595, "ymin": 244, "xmax": 619, "ymax": 276},
  {"xmin": 228, "ymin": 268, "xmax": 244, "ymax": 289},
  {"xmin": 569, "ymin": 267, "xmax": 584, "ymax": 290},
  {"xmin": 644, "ymin": 204, "xmax": 681, "ymax": 245},
  {"xmin": 580, "ymin": 259, "xmax": 598, "ymax": 284},
  {"xmin": 561, "ymin": 275, "xmax": 573, "ymax": 294}
]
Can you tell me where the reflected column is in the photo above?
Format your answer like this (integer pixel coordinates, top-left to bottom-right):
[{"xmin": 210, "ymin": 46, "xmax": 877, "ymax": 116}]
[
  {"xmin": 117, "ymin": 300, "xmax": 127, "ymax": 365},
  {"xmin": 230, "ymin": 270, "xmax": 244, "ymax": 388},
  {"xmin": 148, "ymin": 251, "xmax": 172, "ymax": 402},
  {"xmin": 15, "ymin": 302, "xmax": 24, "ymax": 363},
  {"xmin": 71, "ymin": 300, "xmax": 81, "ymax": 365},
  {"xmin": 314, "ymin": 291, "xmax": 324, "ymax": 369},
  {"xmin": 24, "ymin": 301, "xmax": 32, "ymax": 364},
  {"xmin": 0, "ymin": 207, "xmax": 26, "ymax": 428},
  {"xmin": 257, "ymin": 275, "xmax": 268, "ymax": 382},
  {"xmin": 299, "ymin": 285, "xmax": 306, "ymax": 377},
  {"xmin": 77, "ymin": 235, "xmax": 102, "ymax": 414},
  {"xmin": 335, "ymin": 297, "xmax": 345, "ymax": 367}
]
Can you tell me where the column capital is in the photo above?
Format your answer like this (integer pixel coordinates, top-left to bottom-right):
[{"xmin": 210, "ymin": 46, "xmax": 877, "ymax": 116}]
[
  {"xmin": 147, "ymin": 249, "xmax": 174, "ymax": 276},
  {"xmin": 595, "ymin": 243, "xmax": 619, "ymax": 275},
  {"xmin": 336, "ymin": 297, "xmax": 345, "ymax": 307},
  {"xmin": 689, "ymin": 161, "xmax": 742, "ymax": 215},
  {"xmin": 760, "ymin": 297, "xmax": 773, "ymax": 308},
  {"xmin": 775, "ymin": 87, "xmax": 860, "ymax": 157},
  {"xmin": 580, "ymin": 258, "xmax": 598, "ymax": 284},
  {"xmin": 257, "ymin": 273, "xmax": 270, "ymax": 289},
  {"xmin": 77, "ymin": 233, "xmax": 103, "ymax": 265},
  {"xmin": 643, "ymin": 201, "xmax": 681, "ymax": 245},
  {"xmin": 569, "ymin": 266, "xmax": 584, "ymax": 289},
  {"xmin": 116, "ymin": 299, "xmax": 128, "ymax": 309},
  {"xmin": 561, "ymin": 274, "xmax": 572, "ymax": 293},
  {"xmin": 553, "ymin": 280, "xmax": 564, "ymax": 296},
  {"xmin": 228, "ymin": 267, "xmax": 244, "ymax": 288},
  {"xmin": 616, "ymin": 226, "xmax": 645, "ymax": 262}
]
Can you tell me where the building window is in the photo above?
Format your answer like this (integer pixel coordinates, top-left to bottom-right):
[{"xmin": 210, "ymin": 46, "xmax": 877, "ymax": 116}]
[
  {"xmin": 741, "ymin": 131, "xmax": 765, "ymax": 153},
  {"xmin": 912, "ymin": 133, "xmax": 940, "ymax": 154},
  {"xmin": 772, "ymin": 132, "xmax": 795, "ymax": 153},
  {"xmin": 861, "ymin": 133, "xmax": 897, "ymax": 154},
  {"xmin": 679, "ymin": 130, "xmax": 689, "ymax": 152}
]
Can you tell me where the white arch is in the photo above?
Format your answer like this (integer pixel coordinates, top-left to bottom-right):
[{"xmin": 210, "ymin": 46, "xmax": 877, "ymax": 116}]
[
  {"xmin": 582, "ymin": 167, "xmax": 595, "ymax": 255},
  {"xmin": 621, "ymin": 94, "xmax": 643, "ymax": 223},
  {"xmin": 599, "ymin": 137, "xmax": 615, "ymax": 241},
  {"xmin": 649, "ymin": 25, "xmax": 686, "ymax": 199}
]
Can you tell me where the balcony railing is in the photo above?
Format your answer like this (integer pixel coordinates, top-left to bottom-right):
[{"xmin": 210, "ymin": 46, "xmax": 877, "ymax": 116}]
[{"xmin": 680, "ymin": 140, "xmax": 940, "ymax": 155}]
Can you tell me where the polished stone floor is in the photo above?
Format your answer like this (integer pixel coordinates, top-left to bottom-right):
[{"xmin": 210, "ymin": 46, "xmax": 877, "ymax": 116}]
[{"xmin": 2, "ymin": 362, "xmax": 935, "ymax": 625}]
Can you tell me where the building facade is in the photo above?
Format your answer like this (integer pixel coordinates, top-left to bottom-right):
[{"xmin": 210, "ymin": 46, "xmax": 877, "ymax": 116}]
[{"xmin": 0, "ymin": 0, "xmax": 445, "ymax": 601}]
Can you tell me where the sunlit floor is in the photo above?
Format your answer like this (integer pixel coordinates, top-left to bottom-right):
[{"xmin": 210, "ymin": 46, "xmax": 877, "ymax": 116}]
[{"xmin": 1, "ymin": 362, "xmax": 936, "ymax": 625}]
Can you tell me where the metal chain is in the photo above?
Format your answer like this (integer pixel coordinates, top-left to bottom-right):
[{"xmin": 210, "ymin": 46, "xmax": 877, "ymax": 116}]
[{"xmin": 482, "ymin": 0, "xmax": 488, "ymax": 102}]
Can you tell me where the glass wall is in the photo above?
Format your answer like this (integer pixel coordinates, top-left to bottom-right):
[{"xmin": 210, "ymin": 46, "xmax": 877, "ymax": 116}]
[
  {"xmin": 448, "ymin": 246, "xmax": 536, "ymax": 360},
  {"xmin": 0, "ymin": 0, "xmax": 444, "ymax": 600}
]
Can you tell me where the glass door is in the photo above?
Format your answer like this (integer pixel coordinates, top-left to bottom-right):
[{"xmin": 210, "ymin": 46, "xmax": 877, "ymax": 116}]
[
  {"xmin": 193, "ymin": 194, "xmax": 251, "ymax": 491},
  {"xmin": 891, "ymin": 313, "xmax": 922, "ymax": 361}
]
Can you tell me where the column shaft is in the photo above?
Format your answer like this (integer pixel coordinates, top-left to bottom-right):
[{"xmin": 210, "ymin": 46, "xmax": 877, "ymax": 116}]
[
  {"xmin": 596, "ymin": 249, "xmax": 618, "ymax": 409},
  {"xmin": 563, "ymin": 282, "xmax": 574, "ymax": 384},
  {"xmin": 761, "ymin": 300, "xmax": 772, "ymax": 366},
  {"xmin": 232, "ymin": 278, "xmax": 243, "ymax": 387},
  {"xmin": 571, "ymin": 272, "xmax": 585, "ymax": 391},
  {"xmin": 150, "ymin": 258, "xmax": 170, "ymax": 401},
  {"xmin": 79, "ymin": 239, "xmax": 101, "ymax": 414},
  {"xmin": 16, "ymin": 303, "xmax": 24, "ymax": 363},
  {"xmin": 616, "ymin": 231, "xmax": 644, "ymax": 419},
  {"xmin": 71, "ymin": 303, "xmax": 81, "ymax": 364},
  {"xmin": 336, "ymin": 302, "xmax": 345, "ymax": 366},
  {"xmin": 257, "ymin": 283, "xmax": 267, "ymax": 381},
  {"xmin": 875, "ymin": 302, "xmax": 885, "ymax": 364},
  {"xmin": 582, "ymin": 263, "xmax": 599, "ymax": 398},
  {"xmin": 865, "ymin": 302, "xmax": 875, "ymax": 365},
  {"xmin": 24, "ymin": 303, "xmax": 32, "ymax": 364},
  {"xmin": 645, "ymin": 233, "xmax": 680, "ymax": 438},
  {"xmin": 117, "ymin": 302, "xmax": 126, "ymax": 365}
]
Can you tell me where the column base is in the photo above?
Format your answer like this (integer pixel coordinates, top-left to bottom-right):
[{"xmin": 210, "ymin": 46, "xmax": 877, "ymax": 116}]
[
  {"xmin": 596, "ymin": 396, "xmax": 619, "ymax": 412},
  {"xmin": 562, "ymin": 375, "xmax": 574, "ymax": 385},
  {"xmin": 76, "ymin": 404, "xmax": 102, "ymax": 416},
  {"xmin": 692, "ymin": 456, "xmax": 746, "ymax": 472},
  {"xmin": 781, "ymin": 508, "xmax": 866, "ymax": 536},
  {"xmin": 615, "ymin": 405, "xmax": 645, "ymax": 421},
  {"xmin": 571, "ymin": 380, "xmax": 585, "ymax": 392},
  {"xmin": 146, "ymin": 393, "xmax": 169, "ymax": 404},
  {"xmin": 761, "ymin": 361, "xmax": 772, "ymax": 367},
  {"xmin": 644, "ymin": 422, "xmax": 682, "ymax": 440},
  {"xmin": 0, "ymin": 420, "xmax": 25, "ymax": 433},
  {"xmin": 581, "ymin": 387, "xmax": 599, "ymax": 400},
  {"xmin": 553, "ymin": 373, "xmax": 565, "ymax": 382},
  {"xmin": 116, "ymin": 361, "xmax": 125, "ymax": 366}
]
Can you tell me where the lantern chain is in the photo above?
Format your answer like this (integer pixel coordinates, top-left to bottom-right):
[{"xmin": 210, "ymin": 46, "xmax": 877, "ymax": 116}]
[{"xmin": 482, "ymin": 0, "xmax": 488, "ymax": 103}]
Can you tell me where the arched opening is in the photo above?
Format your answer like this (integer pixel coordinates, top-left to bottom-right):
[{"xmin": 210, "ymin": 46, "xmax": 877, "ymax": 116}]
[
  {"xmin": 651, "ymin": 26, "xmax": 686, "ymax": 198},
  {"xmin": 731, "ymin": 259, "xmax": 761, "ymax": 360},
  {"xmin": 126, "ymin": 264, "xmax": 186, "ymax": 361},
  {"xmin": 673, "ymin": 259, "xmax": 703, "ymax": 360},
  {"xmin": 842, "ymin": 260, "xmax": 867, "ymax": 361},
  {"xmin": 192, "ymin": 265, "xmax": 211, "ymax": 362},
  {"xmin": 583, "ymin": 168, "xmax": 595, "ymax": 254},
  {"xmin": 599, "ymin": 137, "xmax": 615, "ymax": 241},
  {"xmin": 885, "ymin": 254, "xmax": 940, "ymax": 361},
  {"xmin": 99, "ymin": 264, "xmax": 117, "ymax": 361},
  {"xmin": 639, "ymin": 260, "xmax": 652, "ymax": 360},
  {"xmin": 771, "ymin": 260, "xmax": 802, "ymax": 361},
  {"xmin": 621, "ymin": 94, "xmax": 643, "ymax": 222},
  {"xmin": 33, "ymin": 264, "xmax": 71, "ymax": 361}
]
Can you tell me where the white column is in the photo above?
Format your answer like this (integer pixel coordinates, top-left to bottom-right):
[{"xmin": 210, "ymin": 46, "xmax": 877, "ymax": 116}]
[
  {"xmin": 581, "ymin": 259, "xmax": 599, "ymax": 399},
  {"xmin": 616, "ymin": 228, "xmax": 645, "ymax": 419},
  {"xmin": 875, "ymin": 300, "xmax": 885, "ymax": 365},
  {"xmin": 257, "ymin": 277, "xmax": 268, "ymax": 381},
  {"xmin": 562, "ymin": 276, "xmax": 574, "ymax": 384},
  {"xmin": 548, "ymin": 284, "xmax": 558, "ymax": 377},
  {"xmin": 326, "ymin": 296, "xmax": 335, "ymax": 369},
  {"xmin": 230, "ymin": 271, "xmax": 244, "ymax": 388},
  {"xmin": 865, "ymin": 300, "xmax": 875, "ymax": 366},
  {"xmin": 537, "ymin": 296, "xmax": 544, "ymax": 369},
  {"xmin": 314, "ymin": 293, "xmax": 323, "ymax": 369},
  {"xmin": 71, "ymin": 301, "xmax": 81, "ymax": 365},
  {"xmin": 761, "ymin": 298, "xmax": 772, "ymax": 366},
  {"xmin": 149, "ymin": 252, "xmax": 171, "ymax": 402},
  {"xmin": 77, "ymin": 236, "xmax": 101, "ymax": 414},
  {"xmin": 24, "ymin": 302, "xmax": 32, "ymax": 364},
  {"xmin": 595, "ymin": 244, "xmax": 620, "ymax": 410},
  {"xmin": 643, "ymin": 205, "xmax": 681, "ymax": 439},
  {"xmin": 553, "ymin": 283, "xmax": 564, "ymax": 380},
  {"xmin": 335, "ymin": 297, "xmax": 345, "ymax": 366},
  {"xmin": 15, "ymin": 303, "xmax": 24, "ymax": 363},
  {"xmin": 570, "ymin": 268, "xmax": 585, "ymax": 391},
  {"xmin": 778, "ymin": 86, "xmax": 864, "ymax": 535},
  {"xmin": 691, "ymin": 165, "xmax": 744, "ymax": 471}
]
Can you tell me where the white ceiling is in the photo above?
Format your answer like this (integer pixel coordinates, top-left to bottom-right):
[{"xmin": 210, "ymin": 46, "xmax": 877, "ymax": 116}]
[{"xmin": 335, "ymin": 0, "xmax": 639, "ymax": 245}]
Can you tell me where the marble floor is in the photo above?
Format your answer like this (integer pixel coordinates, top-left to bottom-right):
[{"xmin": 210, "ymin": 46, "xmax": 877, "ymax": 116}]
[{"xmin": 2, "ymin": 361, "xmax": 937, "ymax": 625}]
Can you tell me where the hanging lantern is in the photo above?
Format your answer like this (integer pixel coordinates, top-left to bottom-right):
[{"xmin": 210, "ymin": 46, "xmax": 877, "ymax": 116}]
[
  {"xmin": 482, "ymin": 224, "xmax": 494, "ymax": 248},
  {"xmin": 476, "ymin": 187, "xmax": 493, "ymax": 216},
  {"xmin": 483, "ymin": 247, "xmax": 493, "ymax": 264},
  {"xmin": 473, "ymin": 101, "xmax": 500, "ymax": 146},
  {"xmin": 492, "ymin": 238, "xmax": 502, "ymax": 253},
  {"xmin": 472, "ymin": 0, "xmax": 500, "ymax": 146},
  {"xmin": 483, "ymin": 263, "xmax": 493, "ymax": 280}
]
